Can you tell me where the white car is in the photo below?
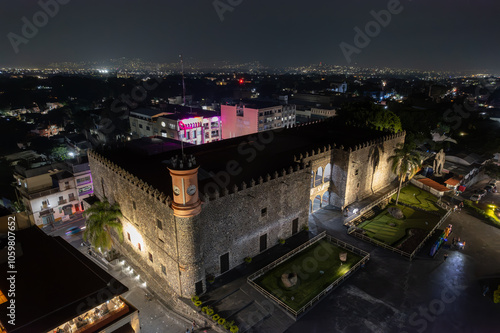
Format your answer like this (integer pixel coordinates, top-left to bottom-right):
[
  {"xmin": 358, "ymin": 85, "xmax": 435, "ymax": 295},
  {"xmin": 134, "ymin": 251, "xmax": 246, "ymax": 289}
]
[{"xmin": 488, "ymin": 180, "xmax": 497, "ymax": 187}]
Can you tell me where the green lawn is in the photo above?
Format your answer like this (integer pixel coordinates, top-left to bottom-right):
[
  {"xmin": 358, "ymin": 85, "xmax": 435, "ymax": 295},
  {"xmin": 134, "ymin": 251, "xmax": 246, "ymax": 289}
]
[
  {"xmin": 254, "ymin": 240, "xmax": 362, "ymax": 311},
  {"xmin": 394, "ymin": 184, "xmax": 440, "ymax": 212},
  {"xmin": 358, "ymin": 205, "xmax": 441, "ymax": 246}
]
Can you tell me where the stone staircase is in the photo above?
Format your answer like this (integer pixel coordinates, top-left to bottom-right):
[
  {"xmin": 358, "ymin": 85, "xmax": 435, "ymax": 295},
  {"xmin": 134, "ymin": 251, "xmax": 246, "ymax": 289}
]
[
  {"xmin": 199, "ymin": 282, "xmax": 295, "ymax": 333},
  {"xmin": 356, "ymin": 209, "xmax": 376, "ymax": 225}
]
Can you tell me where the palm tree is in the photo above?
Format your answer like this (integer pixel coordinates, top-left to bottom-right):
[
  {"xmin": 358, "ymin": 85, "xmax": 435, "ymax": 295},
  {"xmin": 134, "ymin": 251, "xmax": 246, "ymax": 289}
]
[
  {"xmin": 83, "ymin": 199, "xmax": 123, "ymax": 251},
  {"xmin": 388, "ymin": 143, "xmax": 421, "ymax": 205}
]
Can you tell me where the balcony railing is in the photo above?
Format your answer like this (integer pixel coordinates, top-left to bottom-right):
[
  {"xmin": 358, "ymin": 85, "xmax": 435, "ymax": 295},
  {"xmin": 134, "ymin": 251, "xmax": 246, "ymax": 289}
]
[
  {"xmin": 78, "ymin": 189, "xmax": 94, "ymax": 196},
  {"xmin": 39, "ymin": 208, "xmax": 55, "ymax": 217},
  {"xmin": 27, "ymin": 187, "xmax": 60, "ymax": 200},
  {"xmin": 58, "ymin": 199, "xmax": 68, "ymax": 205}
]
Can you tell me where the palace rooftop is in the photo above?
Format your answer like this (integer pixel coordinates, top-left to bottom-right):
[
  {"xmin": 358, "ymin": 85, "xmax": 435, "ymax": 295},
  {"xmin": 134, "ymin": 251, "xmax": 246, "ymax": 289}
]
[{"xmin": 92, "ymin": 120, "xmax": 403, "ymax": 197}]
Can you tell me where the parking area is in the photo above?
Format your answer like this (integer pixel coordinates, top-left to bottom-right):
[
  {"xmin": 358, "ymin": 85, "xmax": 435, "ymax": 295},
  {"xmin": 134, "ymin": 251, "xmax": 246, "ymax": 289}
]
[{"xmin": 460, "ymin": 177, "xmax": 499, "ymax": 218}]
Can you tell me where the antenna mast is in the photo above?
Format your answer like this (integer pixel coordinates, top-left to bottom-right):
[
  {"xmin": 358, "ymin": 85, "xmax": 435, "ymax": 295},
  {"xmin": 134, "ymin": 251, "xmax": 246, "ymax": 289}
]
[{"xmin": 179, "ymin": 54, "xmax": 186, "ymax": 105}]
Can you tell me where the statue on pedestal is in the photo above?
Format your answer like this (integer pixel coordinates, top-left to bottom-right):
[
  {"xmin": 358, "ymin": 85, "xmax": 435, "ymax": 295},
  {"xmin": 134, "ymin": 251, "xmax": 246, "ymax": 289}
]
[{"xmin": 433, "ymin": 149, "xmax": 445, "ymax": 176}]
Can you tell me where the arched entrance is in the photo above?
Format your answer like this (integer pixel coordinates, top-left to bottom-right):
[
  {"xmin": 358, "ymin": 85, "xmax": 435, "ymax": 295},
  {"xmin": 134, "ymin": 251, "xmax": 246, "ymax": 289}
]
[
  {"xmin": 312, "ymin": 194, "xmax": 322, "ymax": 212},
  {"xmin": 322, "ymin": 191, "xmax": 330, "ymax": 207}
]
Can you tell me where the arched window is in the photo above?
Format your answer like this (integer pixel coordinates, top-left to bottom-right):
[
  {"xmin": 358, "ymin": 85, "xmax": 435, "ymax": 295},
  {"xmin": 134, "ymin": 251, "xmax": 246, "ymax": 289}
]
[{"xmin": 324, "ymin": 163, "xmax": 332, "ymax": 182}]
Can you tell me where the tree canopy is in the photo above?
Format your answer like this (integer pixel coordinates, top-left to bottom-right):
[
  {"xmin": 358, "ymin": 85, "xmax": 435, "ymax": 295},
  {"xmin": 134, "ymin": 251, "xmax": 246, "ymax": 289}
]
[
  {"xmin": 83, "ymin": 199, "xmax": 123, "ymax": 251},
  {"xmin": 388, "ymin": 142, "xmax": 421, "ymax": 205},
  {"xmin": 339, "ymin": 101, "xmax": 402, "ymax": 133}
]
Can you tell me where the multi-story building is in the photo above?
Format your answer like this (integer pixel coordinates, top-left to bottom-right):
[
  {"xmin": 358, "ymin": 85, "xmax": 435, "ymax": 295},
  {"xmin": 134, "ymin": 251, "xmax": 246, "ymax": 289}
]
[
  {"xmin": 0, "ymin": 227, "xmax": 140, "ymax": 333},
  {"xmin": 30, "ymin": 123, "xmax": 64, "ymax": 137},
  {"xmin": 13, "ymin": 158, "xmax": 94, "ymax": 226},
  {"xmin": 87, "ymin": 120, "xmax": 404, "ymax": 298},
  {"xmin": 221, "ymin": 101, "xmax": 296, "ymax": 139},
  {"xmin": 71, "ymin": 158, "xmax": 95, "ymax": 208},
  {"xmin": 295, "ymin": 107, "xmax": 337, "ymax": 122},
  {"xmin": 129, "ymin": 107, "xmax": 221, "ymax": 145}
]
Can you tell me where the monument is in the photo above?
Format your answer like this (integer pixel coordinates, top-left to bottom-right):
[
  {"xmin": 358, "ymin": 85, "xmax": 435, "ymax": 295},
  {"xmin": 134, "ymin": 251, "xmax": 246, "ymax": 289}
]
[{"xmin": 433, "ymin": 149, "xmax": 445, "ymax": 176}]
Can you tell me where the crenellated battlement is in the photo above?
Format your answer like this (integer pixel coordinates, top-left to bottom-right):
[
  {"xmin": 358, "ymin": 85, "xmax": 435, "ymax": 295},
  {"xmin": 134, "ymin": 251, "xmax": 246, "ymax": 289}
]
[
  {"xmin": 290, "ymin": 130, "xmax": 405, "ymax": 165},
  {"xmin": 350, "ymin": 130, "xmax": 406, "ymax": 152},
  {"xmin": 88, "ymin": 150, "xmax": 171, "ymax": 206},
  {"xmin": 201, "ymin": 163, "xmax": 307, "ymax": 203}
]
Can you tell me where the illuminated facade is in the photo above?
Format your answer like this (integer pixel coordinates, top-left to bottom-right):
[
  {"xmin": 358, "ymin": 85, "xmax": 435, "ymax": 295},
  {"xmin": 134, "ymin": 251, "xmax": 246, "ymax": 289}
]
[
  {"xmin": 221, "ymin": 102, "xmax": 296, "ymax": 139},
  {"xmin": 158, "ymin": 115, "xmax": 221, "ymax": 145},
  {"xmin": 88, "ymin": 120, "xmax": 404, "ymax": 298},
  {"xmin": 129, "ymin": 107, "xmax": 221, "ymax": 145},
  {"xmin": 30, "ymin": 124, "xmax": 64, "ymax": 137},
  {"xmin": 44, "ymin": 296, "xmax": 139, "ymax": 333},
  {"xmin": 13, "ymin": 159, "xmax": 94, "ymax": 226}
]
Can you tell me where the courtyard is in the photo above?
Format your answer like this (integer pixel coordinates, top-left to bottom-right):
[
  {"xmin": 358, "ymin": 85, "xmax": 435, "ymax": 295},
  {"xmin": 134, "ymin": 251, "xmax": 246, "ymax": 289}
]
[
  {"xmin": 353, "ymin": 185, "xmax": 447, "ymax": 253},
  {"xmin": 253, "ymin": 239, "xmax": 364, "ymax": 312},
  {"xmin": 357, "ymin": 204, "xmax": 441, "ymax": 248},
  {"xmin": 393, "ymin": 184, "xmax": 441, "ymax": 212}
]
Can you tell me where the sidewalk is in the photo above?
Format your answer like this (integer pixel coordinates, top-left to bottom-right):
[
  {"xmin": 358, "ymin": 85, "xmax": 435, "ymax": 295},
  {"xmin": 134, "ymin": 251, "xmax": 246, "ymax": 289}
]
[{"xmin": 78, "ymin": 246, "xmax": 199, "ymax": 333}]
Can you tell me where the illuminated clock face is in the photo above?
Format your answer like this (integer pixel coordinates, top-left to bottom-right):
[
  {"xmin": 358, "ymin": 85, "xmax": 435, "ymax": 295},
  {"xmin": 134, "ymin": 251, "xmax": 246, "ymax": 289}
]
[
  {"xmin": 161, "ymin": 121, "xmax": 166, "ymax": 127},
  {"xmin": 173, "ymin": 186, "xmax": 180, "ymax": 196},
  {"xmin": 187, "ymin": 185, "xmax": 197, "ymax": 196}
]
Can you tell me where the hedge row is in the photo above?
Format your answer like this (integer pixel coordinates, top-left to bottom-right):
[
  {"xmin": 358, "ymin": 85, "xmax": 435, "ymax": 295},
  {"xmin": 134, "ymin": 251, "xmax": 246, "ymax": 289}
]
[
  {"xmin": 191, "ymin": 296, "xmax": 239, "ymax": 332},
  {"xmin": 463, "ymin": 200, "xmax": 500, "ymax": 228}
]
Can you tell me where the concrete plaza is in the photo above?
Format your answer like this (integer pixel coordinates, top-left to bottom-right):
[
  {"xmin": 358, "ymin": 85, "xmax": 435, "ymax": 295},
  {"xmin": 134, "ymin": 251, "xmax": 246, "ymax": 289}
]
[{"xmin": 285, "ymin": 207, "xmax": 500, "ymax": 333}]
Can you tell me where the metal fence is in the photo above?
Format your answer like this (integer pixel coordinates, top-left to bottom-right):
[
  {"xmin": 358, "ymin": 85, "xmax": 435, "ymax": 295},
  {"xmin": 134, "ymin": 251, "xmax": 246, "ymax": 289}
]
[
  {"xmin": 348, "ymin": 228, "xmax": 412, "ymax": 258},
  {"xmin": 248, "ymin": 231, "xmax": 326, "ymax": 282},
  {"xmin": 348, "ymin": 208, "xmax": 453, "ymax": 261},
  {"xmin": 345, "ymin": 185, "xmax": 401, "ymax": 226},
  {"xmin": 408, "ymin": 209, "xmax": 452, "ymax": 259},
  {"xmin": 27, "ymin": 186, "xmax": 60, "ymax": 199},
  {"xmin": 247, "ymin": 232, "xmax": 370, "ymax": 319}
]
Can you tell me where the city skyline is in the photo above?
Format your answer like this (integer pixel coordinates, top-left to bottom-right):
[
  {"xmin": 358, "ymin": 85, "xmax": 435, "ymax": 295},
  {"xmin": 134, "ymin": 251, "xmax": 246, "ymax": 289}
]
[{"xmin": 1, "ymin": 0, "xmax": 499, "ymax": 74}]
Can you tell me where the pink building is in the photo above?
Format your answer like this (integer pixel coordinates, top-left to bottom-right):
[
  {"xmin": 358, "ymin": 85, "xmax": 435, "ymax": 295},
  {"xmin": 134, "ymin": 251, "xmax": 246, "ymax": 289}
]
[{"xmin": 221, "ymin": 102, "xmax": 296, "ymax": 139}]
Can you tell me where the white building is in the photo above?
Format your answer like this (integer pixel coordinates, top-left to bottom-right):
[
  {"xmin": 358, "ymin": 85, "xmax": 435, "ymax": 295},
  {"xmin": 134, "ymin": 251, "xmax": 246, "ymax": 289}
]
[
  {"xmin": 14, "ymin": 158, "xmax": 94, "ymax": 226},
  {"xmin": 129, "ymin": 107, "xmax": 222, "ymax": 145}
]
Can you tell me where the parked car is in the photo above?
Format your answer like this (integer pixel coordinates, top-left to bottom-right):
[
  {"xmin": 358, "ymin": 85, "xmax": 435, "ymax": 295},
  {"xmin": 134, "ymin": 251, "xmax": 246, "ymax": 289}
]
[
  {"xmin": 484, "ymin": 185, "xmax": 494, "ymax": 192},
  {"xmin": 470, "ymin": 194, "xmax": 482, "ymax": 202},
  {"xmin": 65, "ymin": 226, "xmax": 82, "ymax": 235},
  {"xmin": 476, "ymin": 189, "xmax": 487, "ymax": 197},
  {"xmin": 488, "ymin": 180, "xmax": 497, "ymax": 187}
]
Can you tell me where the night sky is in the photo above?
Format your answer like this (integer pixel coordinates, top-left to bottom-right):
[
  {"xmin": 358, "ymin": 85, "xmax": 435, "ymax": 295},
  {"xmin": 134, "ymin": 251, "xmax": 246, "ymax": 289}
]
[{"xmin": 1, "ymin": 0, "xmax": 499, "ymax": 72}]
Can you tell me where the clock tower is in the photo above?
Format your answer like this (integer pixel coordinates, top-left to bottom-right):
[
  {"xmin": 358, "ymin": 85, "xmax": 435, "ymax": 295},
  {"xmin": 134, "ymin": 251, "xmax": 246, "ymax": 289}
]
[{"xmin": 167, "ymin": 154, "xmax": 202, "ymax": 217}]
